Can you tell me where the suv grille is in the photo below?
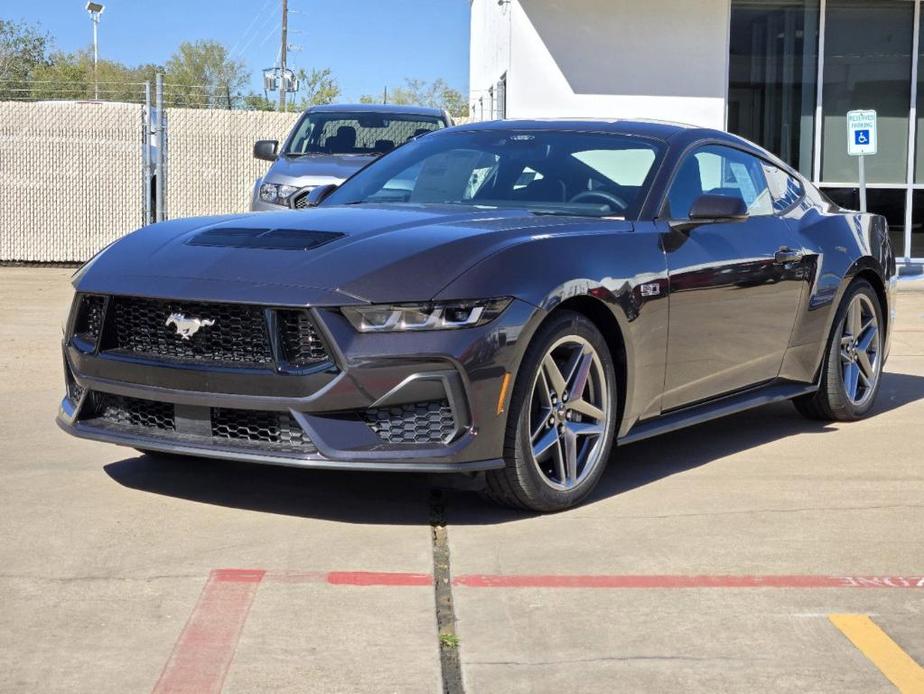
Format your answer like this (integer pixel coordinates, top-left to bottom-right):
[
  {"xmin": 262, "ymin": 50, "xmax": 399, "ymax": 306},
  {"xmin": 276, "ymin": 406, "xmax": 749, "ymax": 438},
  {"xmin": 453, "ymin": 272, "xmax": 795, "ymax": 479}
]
[
  {"xmin": 108, "ymin": 297, "xmax": 274, "ymax": 367},
  {"xmin": 364, "ymin": 400, "xmax": 457, "ymax": 444},
  {"xmin": 278, "ymin": 310, "xmax": 329, "ymax": 367}
]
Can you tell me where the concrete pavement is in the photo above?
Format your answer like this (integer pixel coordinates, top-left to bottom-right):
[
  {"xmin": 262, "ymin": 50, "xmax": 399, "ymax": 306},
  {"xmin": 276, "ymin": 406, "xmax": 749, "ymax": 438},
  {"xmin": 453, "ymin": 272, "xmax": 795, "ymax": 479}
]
[{"xmin": 0, "ymin": 267, "xmax": 921, "ymax": 693}]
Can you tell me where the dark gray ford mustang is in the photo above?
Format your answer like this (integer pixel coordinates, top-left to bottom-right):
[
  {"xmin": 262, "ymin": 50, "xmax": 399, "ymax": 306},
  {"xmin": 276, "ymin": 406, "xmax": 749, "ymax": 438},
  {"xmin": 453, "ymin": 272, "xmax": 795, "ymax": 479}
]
[{"xmin": 59, "ymin": 120, "xmax": 896, "ymax": 511}]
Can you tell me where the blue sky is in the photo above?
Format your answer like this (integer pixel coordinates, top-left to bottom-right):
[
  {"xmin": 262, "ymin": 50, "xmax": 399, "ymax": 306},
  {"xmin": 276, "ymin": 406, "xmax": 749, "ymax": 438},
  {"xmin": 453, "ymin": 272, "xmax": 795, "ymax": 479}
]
[{"xmin": 14, "ymin": 0, "xmax": 471, "ymax": 101}]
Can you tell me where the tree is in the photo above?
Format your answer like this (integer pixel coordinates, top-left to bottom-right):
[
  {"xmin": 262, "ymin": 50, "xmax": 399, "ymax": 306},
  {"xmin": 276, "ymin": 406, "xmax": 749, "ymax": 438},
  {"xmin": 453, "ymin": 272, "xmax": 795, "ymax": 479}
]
[
  {"xmin": 292, "ymin": 67, "xmax": 340, "ymax": 110},
  {"xmin": 164, "ymin": 40, "xmax": 249, "ymax": 108},
  {"xmin": 385, "ymin": 78, "xmax": 469, "ymax": 118},
  {"xmin": 0, "ymin": 19, "xmax": 51, "ymax": 100},
  {"xmin": 243, "ymin": 92, "xmax": 275, "ymax": 111},
  {"xmin": 30, "ymin": 49, "xmax": 156, "ymax": 102}
]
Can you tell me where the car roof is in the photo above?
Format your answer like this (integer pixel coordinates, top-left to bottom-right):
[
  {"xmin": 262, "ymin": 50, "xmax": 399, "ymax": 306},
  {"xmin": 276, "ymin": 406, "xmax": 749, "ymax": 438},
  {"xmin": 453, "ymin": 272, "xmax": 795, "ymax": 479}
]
[
  {"xmin": 307, "ymin": 103, "xmax": 446, "ymax": 117},
  {"xmin": 434, "ymin": 118, "xmax": 791, "ymax": 171},
  {"xmin": 443, "ymin": 118, "xmax": 745, "ymax": 144}
]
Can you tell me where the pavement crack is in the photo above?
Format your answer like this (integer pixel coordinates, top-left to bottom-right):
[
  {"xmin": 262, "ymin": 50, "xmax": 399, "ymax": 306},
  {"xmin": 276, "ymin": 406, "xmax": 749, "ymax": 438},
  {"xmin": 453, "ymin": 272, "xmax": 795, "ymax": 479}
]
[{"xmin": 430, "ymin": 489, "xmax": 464, "ymax": 694}]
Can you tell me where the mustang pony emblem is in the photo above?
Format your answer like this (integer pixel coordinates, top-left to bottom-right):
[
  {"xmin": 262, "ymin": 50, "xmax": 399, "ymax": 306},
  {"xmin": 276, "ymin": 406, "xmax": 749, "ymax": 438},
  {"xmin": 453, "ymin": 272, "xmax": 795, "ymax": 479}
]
[{"xmin": 165, "ymin": 313, "xmax": 216, "ymax": 340}]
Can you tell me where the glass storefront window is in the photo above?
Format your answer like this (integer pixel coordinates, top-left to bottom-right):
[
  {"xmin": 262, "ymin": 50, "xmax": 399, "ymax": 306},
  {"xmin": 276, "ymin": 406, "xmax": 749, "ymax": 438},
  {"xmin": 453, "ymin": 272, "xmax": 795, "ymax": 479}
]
[
  {"xmin": 916, "ymin": 3, "xmax": 924, "ymax": 184},
  {"xmin": 727, "ymin": 0, "xmax": 819, "ymax": 176},
  {"xmin": 821, "ymin": 0, "xmax": 914, "ymax": 183}
]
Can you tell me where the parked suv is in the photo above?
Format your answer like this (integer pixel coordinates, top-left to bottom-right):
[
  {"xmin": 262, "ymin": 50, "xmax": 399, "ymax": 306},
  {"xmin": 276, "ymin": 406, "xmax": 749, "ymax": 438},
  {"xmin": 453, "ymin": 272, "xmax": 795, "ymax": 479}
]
[{"xmin": 251, "ymin": 103, "xmax": 451, "ymax": 210}]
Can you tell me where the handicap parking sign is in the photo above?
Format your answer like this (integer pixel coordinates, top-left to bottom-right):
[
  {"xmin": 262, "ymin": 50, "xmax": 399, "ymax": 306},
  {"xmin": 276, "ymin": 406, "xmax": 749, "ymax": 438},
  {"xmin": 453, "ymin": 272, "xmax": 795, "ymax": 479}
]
[{"xmin": 847, "ymin": 110, "xmax": 877, "ymax": 156}]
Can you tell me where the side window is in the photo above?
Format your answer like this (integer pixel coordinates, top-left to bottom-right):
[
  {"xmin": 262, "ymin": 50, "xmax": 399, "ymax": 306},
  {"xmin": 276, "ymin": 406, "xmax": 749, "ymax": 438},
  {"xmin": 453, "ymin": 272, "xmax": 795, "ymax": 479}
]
[
  {"xmin": 762, "ymin": 163, "xmax": 804, "ymax": 212},
  {"xmin": 666, "ymin": 145, "xmax": 774, "ymax": 219}
]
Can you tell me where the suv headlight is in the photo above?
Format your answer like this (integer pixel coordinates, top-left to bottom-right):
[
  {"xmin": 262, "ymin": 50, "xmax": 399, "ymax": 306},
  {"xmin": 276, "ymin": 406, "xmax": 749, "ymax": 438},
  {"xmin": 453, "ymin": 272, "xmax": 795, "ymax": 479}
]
[
  {"xmin": 259, "ymin": 182, "xmax": 300, "ymax": 205},
  {"xmin": 342, "ymin": 299, "xmax": 511, "ymax": 333}
]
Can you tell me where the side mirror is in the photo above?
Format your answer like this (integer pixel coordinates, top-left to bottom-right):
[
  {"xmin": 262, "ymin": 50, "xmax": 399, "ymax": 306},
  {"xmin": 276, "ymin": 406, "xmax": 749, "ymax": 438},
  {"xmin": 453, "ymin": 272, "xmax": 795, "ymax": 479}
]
[
  {"xmin": 253, "ymin": 140, "xmax": 278, "ymax": 162},
  {"xmin": 688, "ymin": 194, "xmax": 749, "ymax": 222},
  {"xmin": 302, "ymin": 183, "xmax": 338, "ymax": 208}
]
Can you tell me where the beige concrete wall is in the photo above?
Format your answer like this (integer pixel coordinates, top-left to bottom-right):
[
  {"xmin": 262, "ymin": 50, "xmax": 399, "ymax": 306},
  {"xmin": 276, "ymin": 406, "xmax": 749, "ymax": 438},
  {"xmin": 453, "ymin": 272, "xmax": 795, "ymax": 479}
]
[
  {"xmin": 165, "ymin": 108, "xmax": 299, "ymax": 219},
  {"xmin": 0, "ymin": 101, "xmax": 143, "ymax": 262}
]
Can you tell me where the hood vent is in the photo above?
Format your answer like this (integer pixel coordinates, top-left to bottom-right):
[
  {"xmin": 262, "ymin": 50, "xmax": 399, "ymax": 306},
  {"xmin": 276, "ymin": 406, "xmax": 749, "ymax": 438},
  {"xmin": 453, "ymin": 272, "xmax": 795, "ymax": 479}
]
[{"xmin": 187, "ymin": 227, "xmax": 345, "ymax": 251}]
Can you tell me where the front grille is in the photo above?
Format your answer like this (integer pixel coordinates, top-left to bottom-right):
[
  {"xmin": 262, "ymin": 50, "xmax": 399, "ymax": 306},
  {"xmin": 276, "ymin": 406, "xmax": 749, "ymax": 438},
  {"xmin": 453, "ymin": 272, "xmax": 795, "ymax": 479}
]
[
  {"xmin": 107, "ymin": 297, "xmax": 274, "ymax": 367},
  {"xmin": 278, "ymin": 309, "xmax": 329, "ymax": 367},
  {"xmin": 364, "ymin": 400, "xmax": 457, "ymax": 444},
  {"xmin": 83, "ymin": 393, "xmax": 315, "ymax": 454},
  {"xmin": 97, "ymin": 394, "xmax": 176, "ymax": 431},
  {"xmin": 72, "ymin": 294, "xmax": 105, "ymax": 349},
  {"xmin": 211, "ymin": 408, "xmax": 316, "ymax": 452},
  {"xmin": 290, "ymin": 188, "xmax": 315, "ymax": 209}
]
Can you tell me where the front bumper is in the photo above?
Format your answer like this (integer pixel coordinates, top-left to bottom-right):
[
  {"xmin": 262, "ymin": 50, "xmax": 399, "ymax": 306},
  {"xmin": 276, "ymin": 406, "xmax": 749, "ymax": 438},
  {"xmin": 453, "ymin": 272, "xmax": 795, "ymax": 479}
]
[{"xmin": 58, "ymin": 298, "xmax": 538, "ymax": 472}]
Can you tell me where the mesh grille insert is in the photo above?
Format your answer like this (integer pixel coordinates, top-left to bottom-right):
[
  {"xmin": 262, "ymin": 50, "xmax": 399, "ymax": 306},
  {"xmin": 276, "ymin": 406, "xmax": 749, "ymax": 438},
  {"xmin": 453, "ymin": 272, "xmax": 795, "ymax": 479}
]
[
  {"xmin": 72, "ymin": 294, "xmax": 105, "ymax": 349},
  {"xmin": 107, "ymin": 297, "xmax": 273, "ymax": 367},
  {"xmin": 364, "ymin": 400, "xmax": 456, "ymax": 445},
  {"xmin": 97, "ymin": 394, "xmax": 175, "ymax": 431},
  {"xmin": 211, "ymin": 408, "xmax": 315, "ymax": 451},
  {"xmin": 278, "ymin": 309, "xmax": 329, "ymax": 367}
]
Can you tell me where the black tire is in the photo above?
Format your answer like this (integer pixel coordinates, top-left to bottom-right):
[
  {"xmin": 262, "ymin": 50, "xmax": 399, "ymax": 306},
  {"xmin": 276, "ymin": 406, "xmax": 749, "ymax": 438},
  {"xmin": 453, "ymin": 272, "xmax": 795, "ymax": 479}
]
[
  {"xmin": 793, "ymin": 279, "xmax": 884, "ymax": 421},
  {"xmin": 482, "ymin": 311, "xmax": 618, "ymax": 512}
]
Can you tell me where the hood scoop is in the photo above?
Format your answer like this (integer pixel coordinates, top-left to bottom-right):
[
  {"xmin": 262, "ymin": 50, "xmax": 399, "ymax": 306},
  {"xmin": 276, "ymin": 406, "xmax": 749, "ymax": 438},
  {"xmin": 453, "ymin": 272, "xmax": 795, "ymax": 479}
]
[{"xmin": 187, "ymin": 227, "xmax": 345, "ymax": 251}]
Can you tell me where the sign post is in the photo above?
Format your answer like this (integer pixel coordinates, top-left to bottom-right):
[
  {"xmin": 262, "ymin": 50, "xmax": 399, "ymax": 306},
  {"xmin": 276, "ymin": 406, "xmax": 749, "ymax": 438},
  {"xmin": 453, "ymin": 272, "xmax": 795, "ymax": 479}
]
[{"xmin": 846, "ymin": 109, "xmax": 877, "ymax": 213}]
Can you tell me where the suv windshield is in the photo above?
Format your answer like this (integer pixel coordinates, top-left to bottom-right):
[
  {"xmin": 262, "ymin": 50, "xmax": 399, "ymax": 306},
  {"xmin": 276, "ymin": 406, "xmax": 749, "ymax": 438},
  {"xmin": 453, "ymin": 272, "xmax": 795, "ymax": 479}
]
[
  {"xmin": 325, "ymin": 130, "xmax": 665, "ymax": 218},
  {"xmin": 284, "ymin": 111, "xmax": 445, "ymax": 156}
]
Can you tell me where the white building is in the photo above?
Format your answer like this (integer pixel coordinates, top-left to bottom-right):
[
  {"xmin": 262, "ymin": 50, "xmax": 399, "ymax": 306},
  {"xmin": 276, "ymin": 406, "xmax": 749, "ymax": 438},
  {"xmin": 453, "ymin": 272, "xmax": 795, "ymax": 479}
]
[{"xmin": 469, "ymin": 0, "xmax": 924, "ymax": 267}]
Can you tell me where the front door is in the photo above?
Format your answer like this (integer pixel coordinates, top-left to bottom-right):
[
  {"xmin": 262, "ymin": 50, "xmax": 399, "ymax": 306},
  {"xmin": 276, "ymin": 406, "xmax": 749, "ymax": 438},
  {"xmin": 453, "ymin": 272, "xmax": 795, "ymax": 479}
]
[{"xmin": 660, "ymin": 144, "xmax": 804, "ymax": 410}]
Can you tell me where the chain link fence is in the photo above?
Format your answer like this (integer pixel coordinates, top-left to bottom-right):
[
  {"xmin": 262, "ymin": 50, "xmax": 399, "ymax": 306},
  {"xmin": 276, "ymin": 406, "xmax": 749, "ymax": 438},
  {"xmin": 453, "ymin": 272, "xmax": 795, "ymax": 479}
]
[
  {"xmin": 165, "ymin": 108, "xmax": 298, "ymax": 218},
  {"xmin": 0, "ymin": 101, "xmax": 143, "ymax": 262},
  {"xmin": 0, "ymin": 96, "xmax": 300, "ymax": 262}
]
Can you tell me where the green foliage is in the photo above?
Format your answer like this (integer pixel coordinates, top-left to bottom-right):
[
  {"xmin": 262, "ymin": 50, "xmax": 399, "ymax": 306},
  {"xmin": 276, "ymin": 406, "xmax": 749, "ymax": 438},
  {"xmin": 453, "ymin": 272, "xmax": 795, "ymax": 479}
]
[
  {"xmin": 290, "ymin": 67, "xmax": 340, "ymax": 111},
  {"xmin": 164, "ymin": 40, "xmax": 249, "ymax": 108},
  {"xmin": 0, "ymin": 18, "xmax": 52, "ymax": 100},
  {"xmin": 383, "ymin": 78, "xmax": 469, "ymax": 118},
  {"xmin": 242, "ymin": 92, "xmax": 276, "ymax": 111}
]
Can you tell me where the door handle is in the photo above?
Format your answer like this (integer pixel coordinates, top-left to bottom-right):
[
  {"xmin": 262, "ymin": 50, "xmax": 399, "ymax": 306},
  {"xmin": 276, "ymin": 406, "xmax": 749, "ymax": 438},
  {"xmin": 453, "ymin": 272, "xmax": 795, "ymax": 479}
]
[{"xmin": 774, "ymin": 246, "xmax": 803, "ymax": 264}]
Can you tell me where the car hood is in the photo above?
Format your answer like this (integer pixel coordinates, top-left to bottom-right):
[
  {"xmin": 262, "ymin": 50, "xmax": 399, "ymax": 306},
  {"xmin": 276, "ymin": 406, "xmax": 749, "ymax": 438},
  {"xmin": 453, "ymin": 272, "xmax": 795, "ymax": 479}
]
[
  {"xmin": 77, "ymin": 204, "xmax": 633, "ymax": 306},
  {"xmin": 263, "ymin": 153, "xmax": 377, "ymax": 186}
]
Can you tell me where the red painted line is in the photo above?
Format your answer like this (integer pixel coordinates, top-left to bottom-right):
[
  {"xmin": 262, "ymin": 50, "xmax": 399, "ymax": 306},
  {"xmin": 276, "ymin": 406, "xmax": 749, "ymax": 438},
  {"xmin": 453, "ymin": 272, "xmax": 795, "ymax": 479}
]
[
  {"xmin": 327, "ymin": 570, "xmax": 433, "ymax": 586},
  {"xmin": 452, "ymin": 574, "xmax": 924, "ymax": 589},
  {"xmin": 152, "ymin": 569, "xmax": 265, "ymax": 694}
]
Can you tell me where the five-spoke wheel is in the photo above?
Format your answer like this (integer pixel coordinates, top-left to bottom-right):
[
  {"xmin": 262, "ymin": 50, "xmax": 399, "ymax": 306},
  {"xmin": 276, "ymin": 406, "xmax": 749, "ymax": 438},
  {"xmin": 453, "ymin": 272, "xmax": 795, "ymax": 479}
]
[
  {"xmin": 484, "ymin": 311, "xmax": 617, "ymax": 512},
  {"xmin": 794, "ymin": 278, "xmax": 884, "ymax": 421}
]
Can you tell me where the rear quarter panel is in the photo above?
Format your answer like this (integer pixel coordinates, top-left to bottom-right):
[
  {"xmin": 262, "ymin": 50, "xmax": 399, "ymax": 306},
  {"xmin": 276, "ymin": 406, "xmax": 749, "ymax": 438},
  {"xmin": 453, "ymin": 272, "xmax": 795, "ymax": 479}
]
[{"xmin": 779, "ymin": 197, "xmax": 895, "ymax": 383}]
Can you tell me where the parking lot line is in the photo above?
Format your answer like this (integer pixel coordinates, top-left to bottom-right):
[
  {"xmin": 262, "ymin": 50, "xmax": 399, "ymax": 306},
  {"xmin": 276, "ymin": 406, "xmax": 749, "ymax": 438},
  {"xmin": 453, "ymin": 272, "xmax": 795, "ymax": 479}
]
[
  {"xmin": 224, "ymin": 570, "xmax": 924, "ymax": 589},
  {"xmin": 829, "ymin": 614, "xmax": 924, "ymax": 693},
  {"xmin": 153, "ymin": 569, "xmax": 265, "ymax": 694}
]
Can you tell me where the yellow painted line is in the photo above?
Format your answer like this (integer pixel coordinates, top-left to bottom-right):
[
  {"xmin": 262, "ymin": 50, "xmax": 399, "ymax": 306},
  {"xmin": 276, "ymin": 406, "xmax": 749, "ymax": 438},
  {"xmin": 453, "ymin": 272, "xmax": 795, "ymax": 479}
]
[
  {"xmin": 496, "ymin": 372, "xmax": 511, "ymax": 415},
  {"xmin": 829, "ymin": 614, "xmax": 924, "ymax": 693}
]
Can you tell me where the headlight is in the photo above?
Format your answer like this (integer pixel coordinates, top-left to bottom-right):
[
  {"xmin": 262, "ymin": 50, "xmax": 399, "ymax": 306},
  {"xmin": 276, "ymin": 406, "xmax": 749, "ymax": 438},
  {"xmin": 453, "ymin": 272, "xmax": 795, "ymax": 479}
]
[
  {"xmin": 259, "ymin": 182, "xmax": 300, "ymax": 205},
  {"xmin": 342, "ymin": 298, "xmax": 511, "ymax": 333}
]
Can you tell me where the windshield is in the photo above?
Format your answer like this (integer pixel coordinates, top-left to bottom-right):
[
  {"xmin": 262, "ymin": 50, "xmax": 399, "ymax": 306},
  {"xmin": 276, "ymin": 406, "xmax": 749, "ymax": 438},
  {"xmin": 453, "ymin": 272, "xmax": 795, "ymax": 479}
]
[
  {"xmin": 324, "ymin": 129, "xmax": 665, "ymax": 217},
  {"xmin": 284, "ymin": 111, "xmax": 445, "ymax": 156}
]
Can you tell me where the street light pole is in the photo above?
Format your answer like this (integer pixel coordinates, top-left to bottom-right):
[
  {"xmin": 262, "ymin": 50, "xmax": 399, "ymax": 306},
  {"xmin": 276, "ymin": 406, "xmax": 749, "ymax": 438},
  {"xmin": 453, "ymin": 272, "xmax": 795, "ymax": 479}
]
[
  {"xmin": 279, "ymin": 0, "xmax": 288, "ymax": 112},
  {"xmin": 85, "ymin": 3, "xmax": 105, "ymax": 100}
]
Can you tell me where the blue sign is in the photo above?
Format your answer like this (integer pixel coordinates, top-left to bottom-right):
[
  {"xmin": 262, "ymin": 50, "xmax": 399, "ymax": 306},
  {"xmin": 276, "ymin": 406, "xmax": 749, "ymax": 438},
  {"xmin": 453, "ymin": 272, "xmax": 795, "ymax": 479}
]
[{"xmin": 854, "ymin": 129, "xmax": 870, "ymax": 146}]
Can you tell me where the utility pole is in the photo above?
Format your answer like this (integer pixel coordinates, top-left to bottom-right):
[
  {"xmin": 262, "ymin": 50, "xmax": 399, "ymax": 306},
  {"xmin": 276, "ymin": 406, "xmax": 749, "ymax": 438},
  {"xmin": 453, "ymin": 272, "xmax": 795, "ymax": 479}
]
[{"xmin": 279, "ymin": 0, "xmax": 288, "ymax": 111}]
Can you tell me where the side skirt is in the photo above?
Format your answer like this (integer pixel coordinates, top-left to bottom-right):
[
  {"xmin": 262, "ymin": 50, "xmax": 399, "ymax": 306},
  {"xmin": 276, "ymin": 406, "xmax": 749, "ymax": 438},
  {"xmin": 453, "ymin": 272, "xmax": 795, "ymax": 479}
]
[{"xmin": 618, "ymin": 381, "xmax": 818, "ymax": 446}]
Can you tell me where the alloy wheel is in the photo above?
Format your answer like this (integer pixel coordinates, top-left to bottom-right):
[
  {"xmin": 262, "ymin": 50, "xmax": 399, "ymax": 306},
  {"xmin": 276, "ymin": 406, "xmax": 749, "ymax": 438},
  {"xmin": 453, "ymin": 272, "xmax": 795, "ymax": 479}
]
[
  {"xmin": 527, "ymin": 335, "xmax": 610, "ymax": 491},
  {"xmin": 839, "ymin": 293, "xmax": 881, "ymax": 407}
]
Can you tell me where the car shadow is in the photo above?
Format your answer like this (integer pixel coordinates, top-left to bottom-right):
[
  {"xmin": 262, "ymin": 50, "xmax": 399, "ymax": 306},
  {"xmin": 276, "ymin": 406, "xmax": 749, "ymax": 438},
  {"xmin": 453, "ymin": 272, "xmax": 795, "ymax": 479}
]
[{"xmin": 104, "ymin": 370, "xmax": 924, "ymax": 525}]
